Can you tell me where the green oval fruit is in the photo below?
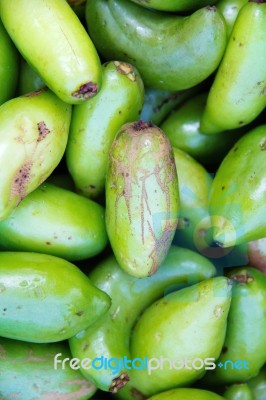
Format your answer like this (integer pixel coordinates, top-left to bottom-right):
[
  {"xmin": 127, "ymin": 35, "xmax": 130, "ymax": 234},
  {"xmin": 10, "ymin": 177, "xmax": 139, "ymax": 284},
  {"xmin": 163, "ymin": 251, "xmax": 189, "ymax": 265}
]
[
  {"xmin": 205, "ymin": 267, "xmax": 266, "ymax": 384},
  {"xmin": 17, "ymin": 58, "xmax": 46, "ymax": 96},
  {"xmin": 0, "ymin": 338, "xmax": 97, "ymax": 399},
  {"xmin": 201, "ymin": 0, "xmax": 266, "ymax": 134},
  {"xmin": 160, "ymin": 92, "xmax": 244, "ymax": 167},
  {"xmin": 105, "ymin": 121, "xmax": 179, "ymax": 278},
  {"xmin": 224, "ymin": 383, "xmax": 255, "ymax": 400},
  {"xmin": 209, "ymin": 124, "xmax": 266, "ymax": 247},
  {"xmin": 125, "ymin": 277, "xmax": 232, "ymax": 397},
  {"xmin": 128, "ymin": 0, "xmax": 218, "ymax": 12},
  {"xmin": 147, "ymin": 388, "xmax": 225, "ymax": 400},
  {"xmin": 86, "ymin": 0, "xmax": 226, "ymax": 91},
  {"xmin": 172, "ymin": 147, "xmax": 213, "ymax": 253},
  {"xmin": 66, "ymin": 61, "xmax": 144, "ymax": 199},
  {"xmin": 216, "ymin": 0, "xmax": 248, "ymax": 39},
  {"xmin": 0, "ymin": 182, "xmax": 108, "ymax": 261},
  {"xmin": 69, "ymin": 245, "xmax": 216, "ymax": 392},
  {"xmin": 0, "ymin": 88, "xmax": 71, "ymax": 221},
  {"xmin": 0, "ymin": 252, "xmax": 111, "ymax": 343},
  {"xmin": 0, "ymin": 19, "xmax": 19, "ymax": 105},
  {"xmin": 0, "ymin": 0, "xmax": 102, "ymax": 104}
]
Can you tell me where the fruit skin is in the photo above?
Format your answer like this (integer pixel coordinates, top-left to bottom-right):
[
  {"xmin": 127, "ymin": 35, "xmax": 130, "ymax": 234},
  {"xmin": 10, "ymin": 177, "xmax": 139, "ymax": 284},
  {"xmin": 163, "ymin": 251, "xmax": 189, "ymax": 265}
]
[
  {"xmin": 147, "ymin": 388, "xmax": 225, "ymax": 400},
  {"xmin": 85, "ymin": 0, "xmax": 226, "ymax": 91},
  {"xmin": 209, "ymin": 124, "xmax": 266, "ymax": 247},
  {"xmin": 224, "ymin": 383, "xmax": 255, "ymax": 400},
  {"xmin": 247, "ymin": 365, "xmax": 266, "ymax": 400},
  {"xmin": 0, "ymin": 182, "xmax": 108, "ymax": 261},
  {"xmin": 66, "ymin": 61, "xmax": 144, "ymax": 199},
  {"xmin": 200, "ymin": 0, "xmax": 266, "ymax": 134},
  {"xmin": 172, "ymin": 147, "xmax": 213, "ymax": 253},
  {"xmin": 0, "ymin": 338, "xmax": 97, "ymax": 399},
  {"xmin": 0, "ymin": 88, "xmax": 71, "ymax": 222},
  {"xmin": 216, "ymin": 0, "xmax": 248, "ymax": 39},
  {"xmin": 205, "ymin": 267, "xmax": 266, "ymax": 384},
  {"xmin": 0, "ymin": 252, "xmax": 111, "ymax": 343},
  {"xmin": 140, "ymin": 87, "xmax": 198, "ymax": 127},
  {"xmin": 67, "ymin": 0, "xmax": 87, "ymax": 19},
  {"xmin": 0, "ymin": 19, "xmax": 19, "ymax": 105},
  {"xmin": 128, "ymin": 0, "xmax": 218, "ymax": 12},
  {"xmin": 125, "ymin": 277, "xmax": 232, "ymax": 397},
  {"xmin": 247, "ymin": 238, "xmax": 266, "ymax": 275},
  {"xmin": 0, "ymin": 0, "xmax": 102, "ymax": 104},
  {"xmin": 105, "ymin": 121, "xmax": 179, "ymax": 278},
  {"xmin": 69, "ymin": 245, "xmax": 217, "ymax": 392},
  {"xmin": 17, "ymin": 58, "xmax": 45, "ymax": 96},
  {"xmin": 160, "ymin": 92, "xmax": 244, "ymax": 167}
]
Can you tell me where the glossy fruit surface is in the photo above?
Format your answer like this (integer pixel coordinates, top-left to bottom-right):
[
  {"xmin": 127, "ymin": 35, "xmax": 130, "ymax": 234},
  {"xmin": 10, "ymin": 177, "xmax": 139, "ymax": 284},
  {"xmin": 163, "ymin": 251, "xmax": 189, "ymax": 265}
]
[
  {"xmin": 0, "ymin": 252, "xmax": 111, "ymax": 343},
  {"xmin": 105, "ymin": 121, "xmax": 179, "ymax": 278},
  {"xmin": 86, "ymin": 0, "xmax": 226, "ymax": 91}
]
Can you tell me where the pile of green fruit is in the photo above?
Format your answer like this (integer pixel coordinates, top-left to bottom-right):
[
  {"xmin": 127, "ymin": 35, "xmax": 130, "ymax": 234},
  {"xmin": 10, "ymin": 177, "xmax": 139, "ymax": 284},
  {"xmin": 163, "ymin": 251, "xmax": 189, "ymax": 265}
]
[{"xmin": 0, "ymin": 0, "xmax": 265, "ymax": 399}]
